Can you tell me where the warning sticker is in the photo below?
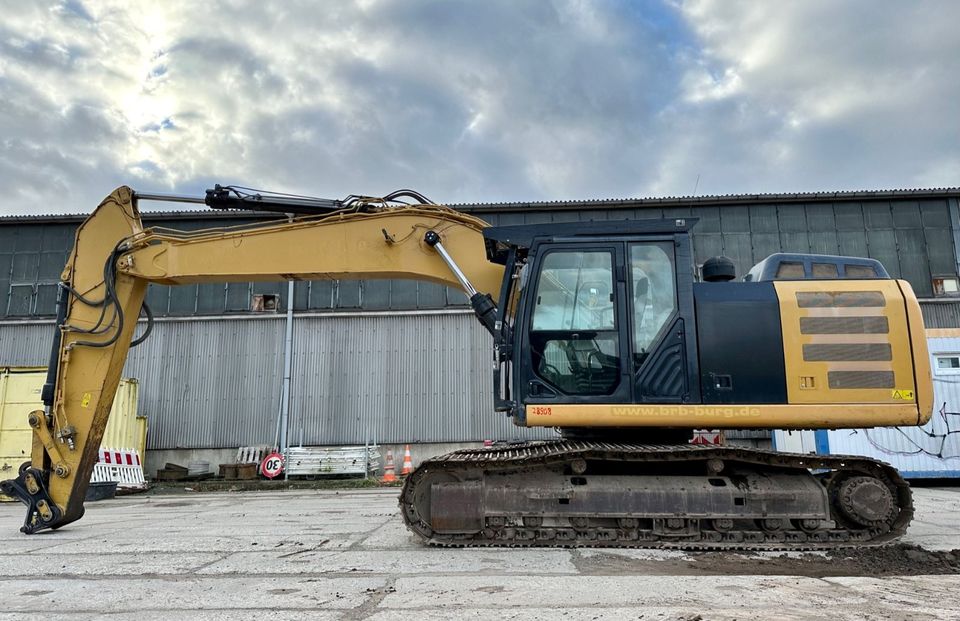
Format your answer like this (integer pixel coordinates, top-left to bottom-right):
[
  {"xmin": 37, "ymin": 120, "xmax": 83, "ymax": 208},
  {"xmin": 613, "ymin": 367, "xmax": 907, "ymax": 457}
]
[
  {"xmin": 891, "ymin": 389, "xmax": 915, "ymax": 400},
  {"xmin": 80, "ymin": 392, "xmax": 92, "ymax": 408}
]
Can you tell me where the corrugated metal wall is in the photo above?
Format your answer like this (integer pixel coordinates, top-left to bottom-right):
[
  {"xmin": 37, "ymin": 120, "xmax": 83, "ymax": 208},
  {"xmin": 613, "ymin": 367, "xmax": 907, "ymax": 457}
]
[
  {"xmin": 0, "ymin": 312, "xmax": 553, "ymax": 450},
  {"xmin": 921, "ymin": 302, "xmax": 960, "ymax": 329}
]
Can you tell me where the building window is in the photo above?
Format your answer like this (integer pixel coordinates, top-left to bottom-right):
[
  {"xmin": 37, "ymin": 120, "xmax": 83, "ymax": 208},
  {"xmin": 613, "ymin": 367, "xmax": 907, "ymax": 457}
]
[
  {"xmin": 932, "ymin": 276, "xmax": 960, "ymax": 297},
  {"xmin": 934, "ymin": 354, "xmax": 960, "ymax": 375},
  {"xmin": 251, "ymin": 293, "xmax": 279, "ymax": 312}
]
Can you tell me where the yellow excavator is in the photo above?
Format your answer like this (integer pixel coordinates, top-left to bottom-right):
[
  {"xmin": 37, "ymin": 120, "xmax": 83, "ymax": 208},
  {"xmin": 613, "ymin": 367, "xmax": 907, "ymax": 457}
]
[{"xmin": 1, "ymin": 185, "xmax": 932, "ymax": 549}]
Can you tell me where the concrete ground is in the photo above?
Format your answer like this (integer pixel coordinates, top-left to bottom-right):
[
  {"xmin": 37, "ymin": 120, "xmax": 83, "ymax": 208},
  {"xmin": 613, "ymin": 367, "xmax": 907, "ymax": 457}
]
[{"xmin": 0, "ymin": 487, "xmax": 957, "ymax": 620}]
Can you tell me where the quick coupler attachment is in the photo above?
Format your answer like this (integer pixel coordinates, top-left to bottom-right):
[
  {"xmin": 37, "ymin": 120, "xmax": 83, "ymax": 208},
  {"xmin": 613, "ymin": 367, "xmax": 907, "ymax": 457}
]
[{"xmin": 0, "ymin": 467, "xmax": 64, "ymax": 534}]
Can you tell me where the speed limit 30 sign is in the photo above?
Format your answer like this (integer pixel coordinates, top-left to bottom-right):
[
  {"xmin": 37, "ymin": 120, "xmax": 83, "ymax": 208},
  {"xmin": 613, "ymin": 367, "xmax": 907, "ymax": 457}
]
[{"xmin": 260, "ymin": 451, "xmax": 285, "ymax": 479}]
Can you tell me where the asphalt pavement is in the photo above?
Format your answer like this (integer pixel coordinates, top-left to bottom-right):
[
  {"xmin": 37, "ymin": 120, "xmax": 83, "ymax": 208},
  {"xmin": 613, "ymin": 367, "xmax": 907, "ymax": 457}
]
[{"xmin": 0, "ymin": 486, "xmax": 957, "ymax": 620}]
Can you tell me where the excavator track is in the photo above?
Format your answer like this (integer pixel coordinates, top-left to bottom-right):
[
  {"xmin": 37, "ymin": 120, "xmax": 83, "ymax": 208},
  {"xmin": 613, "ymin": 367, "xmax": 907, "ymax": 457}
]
[{"xmin": 399, "ymin": 441, "xmax": 913, "ymax": 551}]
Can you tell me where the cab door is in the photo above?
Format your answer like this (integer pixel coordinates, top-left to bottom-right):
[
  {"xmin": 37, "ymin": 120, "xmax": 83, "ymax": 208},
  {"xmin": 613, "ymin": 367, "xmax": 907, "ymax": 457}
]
[{"xmin": 516, "ymin": 243, "xmax": 633, "ymax": 411}]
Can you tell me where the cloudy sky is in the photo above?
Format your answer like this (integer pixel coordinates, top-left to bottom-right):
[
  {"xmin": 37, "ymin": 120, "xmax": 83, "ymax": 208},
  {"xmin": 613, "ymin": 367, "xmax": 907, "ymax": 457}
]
[{"xmin": 0, "ymin": 0, "xmax": 958, "ymax": 215}]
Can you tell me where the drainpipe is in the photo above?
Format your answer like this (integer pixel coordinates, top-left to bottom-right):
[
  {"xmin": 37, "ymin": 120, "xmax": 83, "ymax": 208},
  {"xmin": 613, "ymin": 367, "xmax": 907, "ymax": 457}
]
[{"xmin": 278, "ymin": 214, "xmax": 296, "ymax": 457}]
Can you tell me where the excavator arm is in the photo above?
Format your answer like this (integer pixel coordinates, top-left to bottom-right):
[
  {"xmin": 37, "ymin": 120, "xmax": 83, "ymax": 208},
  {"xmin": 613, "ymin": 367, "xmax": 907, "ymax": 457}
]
[{"xmin": 1, "ymin": 186, "xmax": 504, "ymax": 534}]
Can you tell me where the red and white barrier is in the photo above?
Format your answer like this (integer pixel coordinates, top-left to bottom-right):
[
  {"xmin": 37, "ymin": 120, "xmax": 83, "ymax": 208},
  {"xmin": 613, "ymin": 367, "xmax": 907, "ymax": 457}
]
[
  {"xmin": 91, "ymin": 448, "xmax": 147, "ymax": 491},
  {"xmin": 691, "ymin": 430, "xmax": 724, "ymax": 445}
]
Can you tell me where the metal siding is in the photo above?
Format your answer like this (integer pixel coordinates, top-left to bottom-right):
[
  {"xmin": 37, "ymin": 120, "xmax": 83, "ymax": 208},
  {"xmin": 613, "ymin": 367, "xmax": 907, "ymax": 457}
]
[
  {"xmin": 808, "ymin": 231, "xmax": 840, "ymax": 256},
  {"xmin": 805, "ymin": 204, "xmax": 836, "ymax": 232},
  {"xmin": 834, "ymin": 202, "xmax": 865, "ymax": 230},
  {"xmin": 720, "ymin": 233, "xmax": 752, "ymax": 277},
  {"xmin": 748, "ymin": 205, "xmax": 779, "ymax": 233},
  {"xmin": 822, "ymin": 336, "xmax": 960, "ymax": 477},
  {"xmin": 720, "ymin": 206, "xmax": 750, "ymax": 233},
  {"xmin": 692, "ymin": 206, "xmax": 720, "ymax": 234},
  {"xmin": 921, "ymin": 303, "xmax": 960, "ymax": 329},
  {"xmin": 924, "ymin": 228, "xmax": 957, "ymax": 276},
  {"xmin": 866, "ymin": 229, "xmax": 901, "ymax": 277},
  {"xmin": 288, "ymin": 313, "xmax": 551, "ymax": 445},
  {"xmin": 837, "ymin": 230, "xmax": 869, "ymax": 258},
  {"xmin": 896, "ymin": 229, "xmax": 933, "ymax": 296},
  {"xmin": 693, "ymin": 234, "xmax": 723, "ymax": 267},
  {"xmin": 0, "ymin": 313, "xmax": 552, "ymax": 450},
  {"xmin": 778, "ymin": 206, "xmax": 807, "ymax": 232},
  {"xmin": 779, "ymin": 231, "xmax": 809, "ymax": 253},
  {"xmin": 750, "ymin": 232, "xmax": 781, "ymax": 265}
]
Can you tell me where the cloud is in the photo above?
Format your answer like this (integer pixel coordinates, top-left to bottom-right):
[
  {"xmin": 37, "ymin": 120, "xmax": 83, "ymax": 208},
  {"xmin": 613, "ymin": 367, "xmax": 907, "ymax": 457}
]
[{"xmin": 0, "ymin": 0, "xmax": 957, "ymax": 215}]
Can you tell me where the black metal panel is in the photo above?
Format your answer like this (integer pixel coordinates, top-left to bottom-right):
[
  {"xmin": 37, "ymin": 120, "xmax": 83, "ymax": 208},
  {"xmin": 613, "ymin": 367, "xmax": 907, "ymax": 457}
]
[
  {"xmin": 308, "ymin": 280, "xmax": 335, "ymax": 309},
  {"xmin": 924, "ymin": 228, "xmax": 957, "ymax": 275},
  {"xmin": 866, "ymin": 229, "xmax": 901, "ymax": 278},
  {"xmin": 891, "ymin": 200, "xmax": 922, "ymax": 228},
  {"xmin": 146, "ymin": 284, "xmax": 170, "ymax": 315},
  {"xmin": 779, "ymin": 231, "xmax": 809, "ymax": 253},
  {"xmin": 837, "ymin": 230, "xmax": 868, "ymax": 258},
  {"xmin": 834, "ymin": 203, "xmax": 865, "ymax": 230},
  {"xmin": 336, "ymin": 280, "xmax": 361, "ymax": 308},
  {"xmin": 293, "ymin": 281, "xmax": 309, "ymax": 310},
  {"xmin": 693, "ymin": 234, "xmax": 723, "ymax": 266},
  {"xmin": 863, "ymin": 202, "xmax": 893, "ymax": 229},
  {"xmin": 921, "ymin": 199, "xmax": 950, "ymax": 228},
  {"xmin": 778, "ymin": 207, "xmax": 807, "ymax": 232},
  {"xmin": 693, "ymin": 206, "xmax": 721, "ymax": 233},
  {"xmin": 361, "ymin": 280, "xmax": 390, "ymax": 310},
  {"xmin": 694, "ymin": 282, "xmax": 787, "ymax": 404},
  {"xmin": 748, "ymin": 205, "xmax": 779, "ymax": 233},
  {"xmin": 635, "ymin": 317, "xmax": 688, "ymax": 403},
  {"xmin": 808, "ymin": 231, "xmax": 839, "ymax": 255},
  {"xmin": 418, "ymin": 282, "xmax": 447, "ymax": 308},
  {"xmin": 750, "ymin": 232, "xmax": 781, "ymax": 265},
  {"xmin": 168, "ymin": 284, "xmax": 198, "ymax": 315},
  {"xmin": 896, "ymin": 229, "xmax": 932, "ymax": 296},
  {"xmin": 721, "ymin": 206, "xmax": 750, "ymax": 233},
  {"xmin": 225, "ymin": 282, "xmax": 250, "ymax": 311},
  {"xmin": 805, "ymin": 204, "xmax": 836, "ymax": 232},
  {"xmin": 196, "ymin": 283, "xmax": 225, "ymax": 313},
  {"xmin": 391, "ymin": 280, "xmax": 418, "ymax": 309}
]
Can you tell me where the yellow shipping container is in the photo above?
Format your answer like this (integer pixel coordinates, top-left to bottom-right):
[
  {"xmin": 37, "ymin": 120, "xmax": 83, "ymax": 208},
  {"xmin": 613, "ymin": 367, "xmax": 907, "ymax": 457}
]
[{"xmin": 0, "ymin": 367, "xmax": 146, "ymax": 501}]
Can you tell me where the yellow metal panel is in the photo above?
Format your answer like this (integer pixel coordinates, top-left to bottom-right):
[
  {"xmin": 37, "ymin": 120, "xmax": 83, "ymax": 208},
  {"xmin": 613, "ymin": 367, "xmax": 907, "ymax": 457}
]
[
  {"xmin": 99, "ymin": 379, "xmax": 147, "ymax": 457},
  {"xmin": 898, "ymin": 280, "xmax": 933, "ymax": 424},
  {"xmin": 0, "ymin": 370, "xmax": 45, "ymax": 489},
  {"xmin": 0, "ymin": 369, "xmax": 144, "ymax": 501},
  {"xmin": 525, "ymin": 403, "xmax": 922, "ymax": 429},
  {"xmin": 926, "ymin": 328, "xmax": 960, "ymax": 338},
  {"xmin": 773, "ymin": 280, "xmax": 916, "ymax": 406}
]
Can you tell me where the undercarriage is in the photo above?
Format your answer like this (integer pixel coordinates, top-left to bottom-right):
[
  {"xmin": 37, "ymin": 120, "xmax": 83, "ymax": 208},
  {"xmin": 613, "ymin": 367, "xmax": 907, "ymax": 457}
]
[{"xmin": 400, "ymin": 441, "xmax": 912, "ymax": 550}]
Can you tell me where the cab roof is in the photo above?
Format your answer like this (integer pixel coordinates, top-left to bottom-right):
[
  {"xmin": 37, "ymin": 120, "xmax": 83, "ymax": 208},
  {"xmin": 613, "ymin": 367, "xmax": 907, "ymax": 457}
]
[{"xmin": 482, "ymin": 218, "xmax": 698, "ymax": 264}]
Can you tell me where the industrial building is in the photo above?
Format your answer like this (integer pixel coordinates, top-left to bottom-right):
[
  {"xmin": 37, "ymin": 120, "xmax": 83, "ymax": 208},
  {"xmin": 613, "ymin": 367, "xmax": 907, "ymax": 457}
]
[{"xmin": 1, "ymin": 187, "xmax": 959, "ymax": 474}]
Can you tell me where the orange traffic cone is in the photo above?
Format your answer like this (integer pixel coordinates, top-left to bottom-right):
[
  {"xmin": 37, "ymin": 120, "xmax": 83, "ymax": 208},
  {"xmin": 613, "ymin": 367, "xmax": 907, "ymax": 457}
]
[
  {"xmin": 382, "ymin": 450, "xmax": 397, "ymax": 483},
  {"xmin": 401, "ymin": 445, "xmax": 413, "ymax": 476}
]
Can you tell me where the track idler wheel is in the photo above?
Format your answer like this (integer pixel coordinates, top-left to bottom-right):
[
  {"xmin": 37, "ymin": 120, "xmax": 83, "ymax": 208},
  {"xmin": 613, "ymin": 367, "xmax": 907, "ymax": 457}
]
[{"xmin": 836, "ymin": 476, "xmax": 896, "ymax": 527}]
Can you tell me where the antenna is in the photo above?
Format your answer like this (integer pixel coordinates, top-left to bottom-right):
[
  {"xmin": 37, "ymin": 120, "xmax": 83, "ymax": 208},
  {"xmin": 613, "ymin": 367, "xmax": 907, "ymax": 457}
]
[{"xmin": 692, "ymin": 173, "xmax": 701, "ymax": 197}]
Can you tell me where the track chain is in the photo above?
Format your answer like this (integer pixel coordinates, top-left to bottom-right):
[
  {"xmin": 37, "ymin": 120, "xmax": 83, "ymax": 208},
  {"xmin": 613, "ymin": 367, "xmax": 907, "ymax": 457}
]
[{"xmin": 399, "ymin": 440, "xmax": 913, "ymax": 551}]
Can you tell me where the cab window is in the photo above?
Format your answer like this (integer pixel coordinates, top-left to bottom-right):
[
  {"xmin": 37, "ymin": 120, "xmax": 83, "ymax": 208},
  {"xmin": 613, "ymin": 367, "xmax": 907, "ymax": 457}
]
[
  {"xmin": 630, "ymin": 243, "xmax": 676, "ymax": 363},
  {"xmin": 530, "ymin": 251, "xmax": 619, "ymax": 395}
]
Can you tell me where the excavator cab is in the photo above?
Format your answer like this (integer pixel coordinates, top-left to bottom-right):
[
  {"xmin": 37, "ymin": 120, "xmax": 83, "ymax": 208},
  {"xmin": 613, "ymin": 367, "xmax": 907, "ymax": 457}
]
[{"xmin": 485, "ymin": 219, "xmax": 699, "ymax": 426}]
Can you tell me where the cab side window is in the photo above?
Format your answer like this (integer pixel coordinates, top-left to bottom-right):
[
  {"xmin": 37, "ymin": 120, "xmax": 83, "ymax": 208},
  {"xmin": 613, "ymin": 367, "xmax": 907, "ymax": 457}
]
[{"xmin": 630, "ymin": 243, "xmax": 676, "ymax": 365}]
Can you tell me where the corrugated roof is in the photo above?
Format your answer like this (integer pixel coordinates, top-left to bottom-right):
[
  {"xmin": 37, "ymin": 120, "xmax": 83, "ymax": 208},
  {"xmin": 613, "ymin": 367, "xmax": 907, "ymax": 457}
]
[{"xmin": 2, "ymin": 186, "xmax": 958, "ymax": 224}]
